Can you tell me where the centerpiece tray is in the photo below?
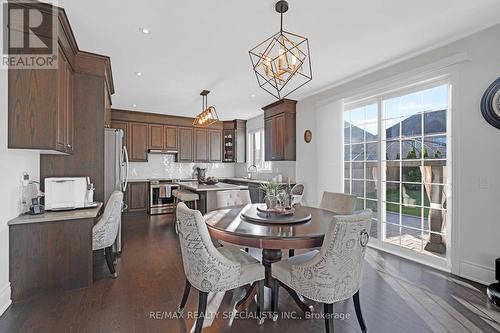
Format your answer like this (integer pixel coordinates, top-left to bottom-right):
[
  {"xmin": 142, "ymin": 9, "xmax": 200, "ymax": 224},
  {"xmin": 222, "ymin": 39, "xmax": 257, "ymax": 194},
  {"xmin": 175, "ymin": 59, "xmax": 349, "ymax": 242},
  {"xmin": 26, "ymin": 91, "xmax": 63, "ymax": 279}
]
[
  {"xmin": 241, "ymin": 204, "xmax": 311, "ymax": 224},
  {"xmin": 256, "ymin": 205, "xmax": 295, "ymax": 216}
]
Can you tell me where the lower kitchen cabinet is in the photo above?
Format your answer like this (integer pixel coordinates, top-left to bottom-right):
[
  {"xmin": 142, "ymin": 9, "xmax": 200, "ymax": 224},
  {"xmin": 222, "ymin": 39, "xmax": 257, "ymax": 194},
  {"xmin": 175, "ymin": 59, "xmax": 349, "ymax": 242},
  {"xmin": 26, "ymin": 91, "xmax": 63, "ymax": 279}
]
[
  {"xmin": 248, "ymin": 183, "xmax": 266, "ymax": 203},
  {"xmin": 126, "ymin": 182, "xmax": 148, "ymax": 213}
]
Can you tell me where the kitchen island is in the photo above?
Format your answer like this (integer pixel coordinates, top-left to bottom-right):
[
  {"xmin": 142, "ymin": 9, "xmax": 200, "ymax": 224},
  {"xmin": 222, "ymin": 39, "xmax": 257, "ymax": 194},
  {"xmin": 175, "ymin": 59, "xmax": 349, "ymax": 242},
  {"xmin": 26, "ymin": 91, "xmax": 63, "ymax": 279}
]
[{"xmin": 177, "ymin": 182, "xmax": 248, "ymax": 214}]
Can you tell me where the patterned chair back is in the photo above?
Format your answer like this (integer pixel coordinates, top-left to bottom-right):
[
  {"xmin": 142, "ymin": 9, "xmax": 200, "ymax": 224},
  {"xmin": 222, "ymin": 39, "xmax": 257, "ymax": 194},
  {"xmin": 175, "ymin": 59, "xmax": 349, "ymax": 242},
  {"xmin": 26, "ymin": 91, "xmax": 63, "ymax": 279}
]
[
  {"xmin": 92, "ymin": 191, "xmax": 123, "ymax": 250},
  {"xmin": 216, "ymin": 190, "xmax": 251, "ymax": 208},
  {"xmin": 176, "ymin": 202, "xmax": 241, "ymax": 292},
  {"xmin": 320, "ymin": 191, "xmax": 357, "ymax": 215},
  {"xmin": 290, "ymin": 209, "xmax": 372, "ymax": 303},
  {"xmin": 291, "ymin": 184, "xmax": 305, "ymax": 205}
]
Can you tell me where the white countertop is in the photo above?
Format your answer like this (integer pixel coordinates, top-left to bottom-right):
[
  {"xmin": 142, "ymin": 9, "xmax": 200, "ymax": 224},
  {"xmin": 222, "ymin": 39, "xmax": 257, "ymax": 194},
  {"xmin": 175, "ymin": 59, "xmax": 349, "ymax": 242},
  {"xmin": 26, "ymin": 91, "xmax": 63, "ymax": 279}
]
[
  {"xmin": 178, "ymin": 182, "xmax": 248, "ymax": 192},
  {"xmin": 128, "ymin": 178, "xmax": 198, "ymax": 183},
  {"xmin": 223, "ymin": 177, "xmax": 295, "ymax": 185},
  {"xmin": 8, "ymin": 202, "xmax": 103, "ymax": 225}
]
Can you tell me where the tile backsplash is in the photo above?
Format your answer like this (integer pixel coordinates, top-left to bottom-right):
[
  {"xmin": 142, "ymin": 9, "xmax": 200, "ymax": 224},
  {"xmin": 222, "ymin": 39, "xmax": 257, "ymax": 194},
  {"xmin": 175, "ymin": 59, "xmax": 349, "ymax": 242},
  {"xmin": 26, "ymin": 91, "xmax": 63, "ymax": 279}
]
[{"xmin": 129, "ymin": 154, "xmax": 236, "ymax": 180}]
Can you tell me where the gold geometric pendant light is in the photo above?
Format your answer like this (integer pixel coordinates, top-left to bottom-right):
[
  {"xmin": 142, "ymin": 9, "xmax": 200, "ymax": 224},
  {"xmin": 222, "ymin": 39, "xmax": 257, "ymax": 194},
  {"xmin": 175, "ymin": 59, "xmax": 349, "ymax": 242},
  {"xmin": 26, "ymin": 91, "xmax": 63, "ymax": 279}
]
[{"xmin": 249, "ymin": 0, "xmax": 312, "ymax": 99}]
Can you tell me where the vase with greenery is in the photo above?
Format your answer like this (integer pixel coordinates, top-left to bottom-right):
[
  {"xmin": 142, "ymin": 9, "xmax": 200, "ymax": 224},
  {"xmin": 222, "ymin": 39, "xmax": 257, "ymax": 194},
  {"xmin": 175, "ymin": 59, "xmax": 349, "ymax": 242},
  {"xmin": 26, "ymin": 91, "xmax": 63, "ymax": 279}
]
[{"xmin": 260, "ymin": 181, "xmax": 281, "ymax": 209}]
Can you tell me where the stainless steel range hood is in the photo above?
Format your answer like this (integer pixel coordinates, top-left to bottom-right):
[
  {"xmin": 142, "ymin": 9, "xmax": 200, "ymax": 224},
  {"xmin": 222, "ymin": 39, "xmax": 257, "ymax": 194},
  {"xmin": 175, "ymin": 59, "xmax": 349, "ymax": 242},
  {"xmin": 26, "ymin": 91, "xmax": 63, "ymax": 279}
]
[{"xmin": 148, "ymin": 149, "xmax": 178, "ymax": 155}]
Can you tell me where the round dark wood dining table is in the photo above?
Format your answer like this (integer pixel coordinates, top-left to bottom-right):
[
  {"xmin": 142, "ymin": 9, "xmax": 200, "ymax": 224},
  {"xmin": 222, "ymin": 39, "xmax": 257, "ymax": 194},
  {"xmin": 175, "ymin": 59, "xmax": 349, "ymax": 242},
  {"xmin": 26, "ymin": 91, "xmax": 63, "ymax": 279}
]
[{"xmin": 204, "ymin": 204, "xmax": 337, "ymax": 314}]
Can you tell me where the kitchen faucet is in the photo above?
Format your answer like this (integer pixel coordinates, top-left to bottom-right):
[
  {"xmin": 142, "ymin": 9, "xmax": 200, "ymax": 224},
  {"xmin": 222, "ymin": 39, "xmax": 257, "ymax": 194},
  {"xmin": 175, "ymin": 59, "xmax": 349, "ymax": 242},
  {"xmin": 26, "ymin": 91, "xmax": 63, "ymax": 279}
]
[{"xmin": 247, "ymin": 164, "xmax": 258, "ymax": 180}]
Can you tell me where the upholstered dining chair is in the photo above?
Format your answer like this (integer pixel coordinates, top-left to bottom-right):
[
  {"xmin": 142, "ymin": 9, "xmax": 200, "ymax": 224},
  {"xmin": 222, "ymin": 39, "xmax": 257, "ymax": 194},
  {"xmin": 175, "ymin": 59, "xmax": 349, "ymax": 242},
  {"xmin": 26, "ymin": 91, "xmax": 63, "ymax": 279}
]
[
  {"xmin": 216, "ymin": 189, "xmax": 252, "ymax": 207},
  {"xmin": 291, "ymin": 183, "xmax": 305, "ymax": 206},
  {"xmin": 272, "ymin": 209, "xmax": 372, "ymax": 333},
  {"xmin": 289, "ymin": 192, "xmax": 357, "ymax": 259},
  {"xmin": 176, "ymin": 202, "xmax": 266, "ymax": 332},
  {"xmin": 215, "ymin": 190, "xmax": 252, "ymax": 250},
  {"xmin": 320, "ymin": 191, "xmax": 357, "ymax": 215},
  {"xmin": 92, "ymin": 191, "xmax": 123, "ymax": 278}
]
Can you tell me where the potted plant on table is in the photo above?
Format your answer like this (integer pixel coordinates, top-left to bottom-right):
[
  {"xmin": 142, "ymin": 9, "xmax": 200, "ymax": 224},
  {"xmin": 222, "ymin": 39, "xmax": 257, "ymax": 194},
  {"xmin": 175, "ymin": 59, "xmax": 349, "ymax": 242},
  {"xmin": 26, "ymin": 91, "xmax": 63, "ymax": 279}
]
[{"xmin": 260, "ymin": 181, "xmax": 281, "ymax": 210}]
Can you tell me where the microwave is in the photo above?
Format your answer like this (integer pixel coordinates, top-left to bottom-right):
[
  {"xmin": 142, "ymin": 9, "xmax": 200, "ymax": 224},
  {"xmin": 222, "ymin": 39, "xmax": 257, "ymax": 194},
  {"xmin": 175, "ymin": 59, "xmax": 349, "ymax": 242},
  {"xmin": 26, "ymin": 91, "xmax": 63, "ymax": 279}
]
[{"xmin": 44, "ymin": 177, "xmax": 93, "ymax": 211}]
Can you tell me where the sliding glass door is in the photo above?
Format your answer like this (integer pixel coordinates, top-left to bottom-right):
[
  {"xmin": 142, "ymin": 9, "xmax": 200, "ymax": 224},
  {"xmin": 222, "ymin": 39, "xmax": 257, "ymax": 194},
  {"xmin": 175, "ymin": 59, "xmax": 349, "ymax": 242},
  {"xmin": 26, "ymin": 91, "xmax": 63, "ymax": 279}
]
[{"xmin": 344, "ymin": 82, "xmax": 450, "ymax": 264}]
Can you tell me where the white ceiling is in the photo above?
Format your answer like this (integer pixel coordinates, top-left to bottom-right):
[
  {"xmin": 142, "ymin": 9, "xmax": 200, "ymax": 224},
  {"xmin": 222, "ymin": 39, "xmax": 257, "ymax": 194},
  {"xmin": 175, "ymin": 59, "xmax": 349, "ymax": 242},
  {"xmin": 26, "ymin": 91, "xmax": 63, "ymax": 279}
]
[{"xmin": 56, "ymin": 0, "xmax": 500, "ymax": 120}]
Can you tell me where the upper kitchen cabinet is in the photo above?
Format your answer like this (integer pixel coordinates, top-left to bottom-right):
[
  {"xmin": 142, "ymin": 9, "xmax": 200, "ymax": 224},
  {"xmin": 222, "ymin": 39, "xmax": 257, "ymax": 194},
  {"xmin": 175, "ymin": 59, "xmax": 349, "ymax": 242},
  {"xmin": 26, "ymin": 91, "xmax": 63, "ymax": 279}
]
[
  {"xmin": 148, "ymin": 124, "xmax": 178, "ymax": 152},
  {"xmin": 263, "ymin": 99, "xmax": 296, "ymax": 161},
  {"xmin": 195, "ymin": 128, "xmax": 223, "ymax": 162},
  {"xmin": 209, "ymin": 130, "xmax": 222, "ymax": 162},
  {"xmin": 223, "ymin": 120, "xmax": 246, "ymax": 163},
  {"xmin": 110, "ymin": 109, "xmax": 224, "ymax": 162},
  {"xmin": 129, "ymin": 122, "xmax": 149, "ymax": 162},
  {"xmin": 149, "ymin": 124, "xmax": 164, "ymax": 150},
  {"xmin": 8, "ymin": 2, "xmax": 114, "ymax": 156},
  {"xmin": 178, "ymin": 127, "xmax": 194, "ymax": 162},
  {"xmin": 164, "ymin": 126, "xmax": 178, "ymax": 150},
  {"xmin": 194, "ymin": 128, "xmax": 209, "ymax": 162},
  {"xmin": 8, "ymin": 3, "xmax": 77, "ymax": 154}
]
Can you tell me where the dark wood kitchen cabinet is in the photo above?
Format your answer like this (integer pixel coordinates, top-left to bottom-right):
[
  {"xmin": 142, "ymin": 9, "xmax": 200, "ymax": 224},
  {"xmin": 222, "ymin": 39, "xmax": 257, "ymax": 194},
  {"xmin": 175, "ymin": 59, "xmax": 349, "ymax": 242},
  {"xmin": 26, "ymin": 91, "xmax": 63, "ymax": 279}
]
[
  {"xmin": 195, "ymin": 128, "xmax": 222, "ymax": 162},
  {"xmin": 164, "ymin": 126, "xmax": 178, "ymax": 150},
  {"xmin": 178, "ymin": 127, "xmax": 194, "ymax": 162},
  {"xmin": 34, "ymin": 2, "xmax": 115, "ymax": 203},
  {"xmin": 195, "ymin": 129, "xmax": 209, "ymax": 162},
  {"xmin": 149, "ymin": 124, "xmax": 164, "ymax": 149},
  {"xmin": 126, "ymin": 182, "xmax": 148, "ymax": 213},
  {"xmin": 129, "ymin": 122, "xmax": 148, "ymax": 162},
  {"xmin": 209, "ymin": 130, "xmax": 222, "ymax": 162},
  {"xmin": 56, "ymin": 49, "xmax": 74, "ymax": 154},
  {"xmin": 110, "ymin": 110, "xmax": 226, "ymax": 163},
  {"xmin": 263, "ymin": 99, "xmax": 296, "ymax": 161},
  {"xmin": 7, "ymin": 2, "xmax": 80, "ymax": 155},
  {"xmin": 148, "ymin": 124, "xmax": 178, "ymax": 151}
]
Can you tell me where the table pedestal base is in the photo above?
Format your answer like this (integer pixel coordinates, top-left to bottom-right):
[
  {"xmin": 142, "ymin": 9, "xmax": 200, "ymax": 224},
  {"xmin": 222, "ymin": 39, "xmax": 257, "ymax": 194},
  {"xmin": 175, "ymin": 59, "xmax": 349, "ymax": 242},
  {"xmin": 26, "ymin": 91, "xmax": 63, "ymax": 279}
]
[{"xmin": 235, "ymin": 249, "xmax": 312, "ymax": 315}]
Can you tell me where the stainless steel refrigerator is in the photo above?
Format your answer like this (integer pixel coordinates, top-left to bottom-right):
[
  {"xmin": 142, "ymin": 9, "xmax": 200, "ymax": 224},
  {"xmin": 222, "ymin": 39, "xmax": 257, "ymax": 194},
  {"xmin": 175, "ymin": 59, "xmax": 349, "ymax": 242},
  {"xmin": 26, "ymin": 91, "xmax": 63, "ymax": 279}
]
[{"xmin": 104, "ymin": 128, "xmax": 129, "ymax": 253}]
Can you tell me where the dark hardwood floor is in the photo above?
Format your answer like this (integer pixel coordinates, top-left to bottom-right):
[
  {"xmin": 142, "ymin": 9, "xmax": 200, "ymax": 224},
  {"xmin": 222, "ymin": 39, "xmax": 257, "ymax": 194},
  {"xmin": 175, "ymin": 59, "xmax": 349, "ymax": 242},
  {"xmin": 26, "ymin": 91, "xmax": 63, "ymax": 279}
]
[{"xmin": 1, "ymin": 213, "xmax": 499, "ymax": 333}]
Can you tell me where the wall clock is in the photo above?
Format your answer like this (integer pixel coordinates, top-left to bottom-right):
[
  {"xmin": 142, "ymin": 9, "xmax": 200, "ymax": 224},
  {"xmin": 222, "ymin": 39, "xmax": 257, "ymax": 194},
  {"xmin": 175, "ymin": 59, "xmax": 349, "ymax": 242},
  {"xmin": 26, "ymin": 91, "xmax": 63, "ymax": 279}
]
[
  {"xmin": 481, "ymin": 77, "xmax": 500, "ymax": 129},
  {"xmin": 304, "ymin": 130, "xmax": 312, "ymax": 143}
]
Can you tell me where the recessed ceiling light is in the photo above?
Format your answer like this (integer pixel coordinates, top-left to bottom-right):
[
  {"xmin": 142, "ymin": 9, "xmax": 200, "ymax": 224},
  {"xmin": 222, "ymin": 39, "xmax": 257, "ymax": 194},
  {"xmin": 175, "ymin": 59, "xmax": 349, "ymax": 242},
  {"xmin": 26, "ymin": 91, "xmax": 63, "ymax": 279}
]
[
  {"xmin": 139, "ymin": 27, "xmax": 151, "ymax": 34},
  {"xmin": 251, "ymin": 94, "xmax": 256, "ymax": 98},
  {"xmin": 132, "ymin": 104, "xmax": 137, "ymax": 108},
  {"xmin": 135, "ymin": 72, "xmax": 143, "ymax": 76}
]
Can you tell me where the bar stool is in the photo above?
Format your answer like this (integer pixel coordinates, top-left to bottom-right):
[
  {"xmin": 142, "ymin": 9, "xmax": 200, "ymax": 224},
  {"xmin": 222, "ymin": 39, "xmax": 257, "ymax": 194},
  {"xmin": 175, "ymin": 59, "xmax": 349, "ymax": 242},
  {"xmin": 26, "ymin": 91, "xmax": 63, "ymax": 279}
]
[
  {"xmin": 176, "ymin": 191, "xmax": 199, "ymax": 209},
  {"xmin": 174, "ymin": 190, "xmax": 200, "ymax": 226}
]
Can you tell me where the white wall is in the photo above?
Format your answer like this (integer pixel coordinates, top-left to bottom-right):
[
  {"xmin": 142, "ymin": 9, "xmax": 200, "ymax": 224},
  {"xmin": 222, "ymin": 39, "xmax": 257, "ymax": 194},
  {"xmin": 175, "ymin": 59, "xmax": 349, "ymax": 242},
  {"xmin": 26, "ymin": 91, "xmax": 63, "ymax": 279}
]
[
  {"xmin": 0, "ymin": 70, "xmax": 40, "ymax": 315},
  {"xmin": 296, "ymin": 23, "xmax": 500, "ymax": 284}
]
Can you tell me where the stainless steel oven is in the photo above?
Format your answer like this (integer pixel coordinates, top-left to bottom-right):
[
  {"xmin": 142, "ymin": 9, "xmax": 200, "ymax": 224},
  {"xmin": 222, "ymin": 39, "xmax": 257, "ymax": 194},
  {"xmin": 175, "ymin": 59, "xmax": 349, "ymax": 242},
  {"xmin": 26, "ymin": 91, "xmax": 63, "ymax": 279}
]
[{"xmin": 149, "ymin": 180, "xmax": 178, "ymax": 215}]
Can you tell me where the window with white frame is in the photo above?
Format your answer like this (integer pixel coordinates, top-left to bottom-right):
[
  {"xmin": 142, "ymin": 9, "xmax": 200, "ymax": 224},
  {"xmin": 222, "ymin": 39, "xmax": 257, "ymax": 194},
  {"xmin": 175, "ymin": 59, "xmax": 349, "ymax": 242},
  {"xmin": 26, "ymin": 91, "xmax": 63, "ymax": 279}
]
[
  {"xmin": 248, "ymin": 129, "xmax": 271, "ymax": 170},
  {"xmin": 344, "ymin": 82, "xmax": 450, "ymax": 260}
]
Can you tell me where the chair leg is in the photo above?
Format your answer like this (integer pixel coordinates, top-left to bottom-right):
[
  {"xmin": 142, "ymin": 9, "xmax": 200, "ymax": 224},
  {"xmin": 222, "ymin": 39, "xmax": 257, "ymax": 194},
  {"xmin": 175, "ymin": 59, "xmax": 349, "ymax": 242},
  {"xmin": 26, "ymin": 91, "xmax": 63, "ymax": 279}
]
[
  {"xmin": 257, "ymin": 280, "xmax": 264, "ymax": 325},
  {"xmin": 289, "ymin": 249, "xmax": 295, "ymax": 257},
  {"xmin": 324, "ymin": 303, "xmax": 334, "ymax": 333},
  {"xmin": 178, "ymin": 279, "xmax": 191, "ymax": 314},
  {"xmin": 194, "ymin": 200, "xmax": 197, "ymax": 210},
  {"xmin": 194, "ymin": 290, "xmax": 208, "ymax": 333},
  {"xmin": 353, "ymin": 290, "xmax": 367, "ymax": 333},
  {"xmin": 104, "ymin": 246, "xmax": 117, "ymax": 278},
  {"xmin": 271, "ymin": 278, "xmax": 279, "ymax": 321}
]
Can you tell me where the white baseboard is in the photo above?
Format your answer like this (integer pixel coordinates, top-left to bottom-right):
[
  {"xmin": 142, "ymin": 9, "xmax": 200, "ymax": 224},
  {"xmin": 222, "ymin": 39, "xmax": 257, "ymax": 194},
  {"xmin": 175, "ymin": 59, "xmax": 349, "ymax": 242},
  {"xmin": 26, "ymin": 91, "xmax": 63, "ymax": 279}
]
[
  {"xmin": 459, "ymin": 261, "xmax": 495, "ymax": 286},
  {"xmin": 0, "ymin": 283, "xmax": 11, "ymax": 317}
]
